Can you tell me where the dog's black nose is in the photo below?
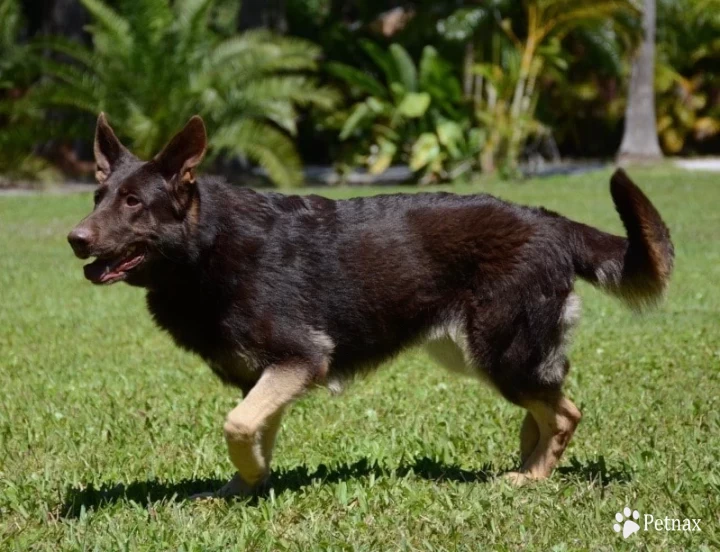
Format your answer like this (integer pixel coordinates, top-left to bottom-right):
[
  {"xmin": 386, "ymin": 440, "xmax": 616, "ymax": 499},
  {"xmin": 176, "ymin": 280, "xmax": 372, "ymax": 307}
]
[{"xmin": 68, "ymin": 227, "xmax": 93, "ymax": 258}]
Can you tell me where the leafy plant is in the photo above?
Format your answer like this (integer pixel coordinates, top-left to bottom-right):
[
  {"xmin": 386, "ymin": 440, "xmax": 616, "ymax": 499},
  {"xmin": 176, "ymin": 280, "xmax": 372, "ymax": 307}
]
[
  {"xmin": 328, "ymin": 41, "xmax": 478, "ymax": 182},
  {"xmin": 531, "ymin": 21, "xmax": 641, "ymax": 158},
  {"xmin": 655, "ymin": 0, "xmax": 720, "ymax": 153},
  {"xmin": 0, "ymin": 0, "xmax": 59, "ymax": 184},
  {"xmin": 20, "ymin": 0, "xmax": 338, "ymax": 187},
  {"xmin": 440, "ymin": 0, "xmax": 639, "ymax": 175},
  {"xmin": 0, "ymin": 0, "xmax": 38, "ymax": 94}
]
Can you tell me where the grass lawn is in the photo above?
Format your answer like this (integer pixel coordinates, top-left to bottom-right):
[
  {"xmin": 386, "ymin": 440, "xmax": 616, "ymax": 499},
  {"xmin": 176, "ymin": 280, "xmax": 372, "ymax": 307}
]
[{"xmin": 1, "ymin": 167, "xmax": 719, "ymax": 551}]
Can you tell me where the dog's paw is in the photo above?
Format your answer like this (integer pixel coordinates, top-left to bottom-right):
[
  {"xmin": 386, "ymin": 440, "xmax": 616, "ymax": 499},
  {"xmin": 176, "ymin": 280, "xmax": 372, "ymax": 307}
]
[
  {"xmin": 215, "ymin": 473, "xmax": 257, "ymax": 498},
  {"xmin": 502, "ymin": 471, "xmax": 534, "ymax": 486},
  {"xmin": 189, "ymin": 473, "xmax": 266, "ymax": 501}
]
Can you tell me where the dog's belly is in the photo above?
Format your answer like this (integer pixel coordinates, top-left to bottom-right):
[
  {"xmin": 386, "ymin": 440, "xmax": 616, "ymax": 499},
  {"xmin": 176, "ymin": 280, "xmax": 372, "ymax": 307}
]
[
  {"xmin": 425, "ymin": 337, "xmax": 477, "ymax": 377},
  {"xmin": 424, "ymin": 314, "xmax": 484, "ymax": 380}
]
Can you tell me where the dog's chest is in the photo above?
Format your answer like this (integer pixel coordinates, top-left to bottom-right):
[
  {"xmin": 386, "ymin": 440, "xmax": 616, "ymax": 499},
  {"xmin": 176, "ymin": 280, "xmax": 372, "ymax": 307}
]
[
  {"xmin": 147, "ymin": 292, "xmax": 221, "ymax": 353},
  {"xmin": 146, "ymin": 290, "xmax": 262, "ymax": 389}
]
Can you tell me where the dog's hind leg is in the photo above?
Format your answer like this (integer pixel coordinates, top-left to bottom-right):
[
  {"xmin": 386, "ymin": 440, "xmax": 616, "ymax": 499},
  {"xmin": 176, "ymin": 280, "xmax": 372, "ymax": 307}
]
[
  {"xmin": 519, "ymin": 412, "xmax": 540, "ymax": 464},
  {"xmin": 506, "ymin": 394, "xmax": 581, "ymax": 485},
  {"xmin": 214, "ymin": 366, "xmax": 313, "ymax": 498}
]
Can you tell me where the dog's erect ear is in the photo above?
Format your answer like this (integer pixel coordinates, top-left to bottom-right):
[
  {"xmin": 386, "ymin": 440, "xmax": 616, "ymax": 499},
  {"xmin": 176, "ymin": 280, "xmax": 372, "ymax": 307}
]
[
  {"xmin": 94, "ymin": 113, "xmax": 131, "ymax": 183},
  {"xmin": 153, "ymin": 116, "xmax": 207, "ymax": 184}
]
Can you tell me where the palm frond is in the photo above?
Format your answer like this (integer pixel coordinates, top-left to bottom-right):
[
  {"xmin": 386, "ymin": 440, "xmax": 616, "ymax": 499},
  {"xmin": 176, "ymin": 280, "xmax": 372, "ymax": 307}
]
[
  {"xmin": 211, "ymin": 120, "xmax": 303, "ymax": 188},
  {"xmin": 574, "ymin": 25, "xmax": 622, "ymax": 76},
  {"xmin": 326, "ymin": 62, "xmax": 388, "ymax": 100},
  {"xmin": 29, "ymin": 38, "xmax": 97, "ymax": 70},
  {"xmin": 124, "ymin": 103, "xmax": 162, "ymax": 158},
  {"xmin": 538, "ymin": 0, "xmax": 640, "ymax": 39},
  {"xmin": 209, "ymin": 31, "xmax": 320, "ymax": 71},
  {"xmin": 241, "ymin": 77, "xmax": 338, "ymax": 109},
  {"xmin": 437, "ymin": 7, "xmax": 492, "ymax": 42},
  {"xmin": 175, "ymin": 0, "xmax": 214, "ymax": 44},
  {"xmin": 257, "ymin": 102, "xmax": 298, "ymax": 135},
  {"xmin": 119, "ymin": 0, "xmax": 174, "ymax": 49},
  {"xmin": 264, "ymin": 32, "xmax": 324, "ymax": 62},
  {"xmin": 24, "ymin": 84, "xmax": 102, "ymax": 115},
  {"xmin": 32, "ymin": 59, "xmax": 102, "ymax": 99},
  {"xmin": 79, "ymin": 0, "xmax": 133, "ymax": 54}
]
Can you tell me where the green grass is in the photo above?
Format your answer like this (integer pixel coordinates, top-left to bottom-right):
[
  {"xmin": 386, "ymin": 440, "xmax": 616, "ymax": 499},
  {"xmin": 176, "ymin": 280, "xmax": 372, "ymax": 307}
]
[{"xmin": 1, "ymin": 167, "xmax": 719, "ymax": 551}]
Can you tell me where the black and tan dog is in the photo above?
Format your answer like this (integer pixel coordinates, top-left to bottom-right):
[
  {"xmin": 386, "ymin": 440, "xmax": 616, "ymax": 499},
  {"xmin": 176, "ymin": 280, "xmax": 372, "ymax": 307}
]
[{"xmin": 68, "ymin": 114, "xmax": 673, "ymax": 497}]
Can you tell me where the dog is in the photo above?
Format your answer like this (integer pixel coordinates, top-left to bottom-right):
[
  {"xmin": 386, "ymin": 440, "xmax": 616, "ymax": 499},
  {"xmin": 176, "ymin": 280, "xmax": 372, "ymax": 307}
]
[{"xmin": 68, "ymin": 114, "xmax": 673, "ymax": 497}]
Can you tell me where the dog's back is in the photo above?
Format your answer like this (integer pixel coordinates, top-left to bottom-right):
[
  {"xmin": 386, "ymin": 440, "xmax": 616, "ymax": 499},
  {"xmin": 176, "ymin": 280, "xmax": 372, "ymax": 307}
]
[{"xmin": 148, "ymin": 185, "xmax": 544, "ymax": 382}]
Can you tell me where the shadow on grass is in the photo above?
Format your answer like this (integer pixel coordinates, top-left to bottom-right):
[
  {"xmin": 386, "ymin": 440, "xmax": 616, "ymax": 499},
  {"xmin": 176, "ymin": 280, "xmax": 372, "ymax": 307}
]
[
  {"xmin": 557, "ymin": 456, "xmax": 633, "ymax": 486},
  {"xmin": 60, "ymin": 457, "xmax": 492, "ymax": 518},
  {"xmin": 60, "ymin": 455, "xmax": 630, "ymax": 518}
]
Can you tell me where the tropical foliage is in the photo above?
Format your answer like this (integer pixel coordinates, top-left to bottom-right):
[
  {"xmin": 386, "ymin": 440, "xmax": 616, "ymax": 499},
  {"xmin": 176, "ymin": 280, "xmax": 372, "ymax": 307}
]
[
  {"xmin": 0, "ymin": 0, "xmax": 59, "ymax": 184},
  {"xmin": 439, "ymin": 0, "xmax": 640, "ymax": 174},
  {"xmin": 655, "ymin": 0, "xmax": 720, "ymax": 153},
  {"xmin": 0, "ymin": 0, "xmax": 36, "ymax": 93},
  {"xmin": 1, "ymin": 0, "xmax": 718, "ymax": 185},
  {"xmin": 328, "ymin": 42, "xmax": 482, "ymax": 182},
  {"xmin": 11, "ymin": 0, "xmax": 337, "ymax": 187}
]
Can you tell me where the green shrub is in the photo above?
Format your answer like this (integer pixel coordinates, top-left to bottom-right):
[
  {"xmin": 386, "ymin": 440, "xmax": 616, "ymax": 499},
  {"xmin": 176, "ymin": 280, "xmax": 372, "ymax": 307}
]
[
  {"xmin": 21, "ymin": 0, "xmax": 338, "ymax": 187},
  {"xmin": 0, "ymin": 0, "xmax": 60, "ymax": 184},
  {"xmin": 439, "ymin": 0, "xmax": 639, "ymax": 175},
  {"xmin": 655, "ymin": 0, "xmax": 720, "ymax": 153},
  {"xmin": 328, "ymin": 41, "xmax": 480, "ymax": 183}
]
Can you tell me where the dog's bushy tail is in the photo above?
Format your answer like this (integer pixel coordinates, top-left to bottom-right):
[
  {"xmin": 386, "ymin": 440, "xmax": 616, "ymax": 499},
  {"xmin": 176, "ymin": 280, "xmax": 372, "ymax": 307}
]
[{"xmin": 567, "ymin": 169, "xmax": 674, "ymax": 310}]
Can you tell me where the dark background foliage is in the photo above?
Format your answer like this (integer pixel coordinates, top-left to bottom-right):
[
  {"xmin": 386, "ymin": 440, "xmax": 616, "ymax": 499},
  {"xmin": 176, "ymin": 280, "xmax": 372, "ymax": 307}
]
[{"xmin": 1, "ymin": 0, "xmax": 718, "ymax": 186}]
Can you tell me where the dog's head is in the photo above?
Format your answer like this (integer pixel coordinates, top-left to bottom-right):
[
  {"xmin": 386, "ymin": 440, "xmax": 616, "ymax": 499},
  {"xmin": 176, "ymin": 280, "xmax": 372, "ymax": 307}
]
[{"xmin": 68, "ymin": 113, "xmax": 207, "ymax": 286}]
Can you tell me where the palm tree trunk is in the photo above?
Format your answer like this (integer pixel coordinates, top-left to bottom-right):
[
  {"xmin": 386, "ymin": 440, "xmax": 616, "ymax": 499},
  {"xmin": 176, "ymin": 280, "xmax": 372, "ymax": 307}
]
[
  {"xmin": 506, "ymin": 41, "xmax": 536, "ymax": 173},
  {"xmin": 618, "ymin": 0, "xmax": 663, "ymax": 161},
  {"xmin": 463, "ymin": 42, "xmax": 475, "ymax": 100},
  {"xmin": 510, "ymin": 43, "xmax": 535, "ymax": 119}
]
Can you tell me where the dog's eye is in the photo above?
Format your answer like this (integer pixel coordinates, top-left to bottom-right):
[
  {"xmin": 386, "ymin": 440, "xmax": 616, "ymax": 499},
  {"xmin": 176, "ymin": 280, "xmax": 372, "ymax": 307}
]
[
  {"xmin": 93, "ymin": 190, "xmax": 102, "ymax": 206},
  {"xmin": 125, "ymin": 195, "xmax": 141, "ymax": 207}
]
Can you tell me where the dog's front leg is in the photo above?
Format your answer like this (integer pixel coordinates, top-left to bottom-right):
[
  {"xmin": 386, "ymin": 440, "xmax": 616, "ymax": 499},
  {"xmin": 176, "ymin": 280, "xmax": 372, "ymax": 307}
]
[{"xmin": 214, "ymin": 365, "xmax": 313, "ymax": 498}]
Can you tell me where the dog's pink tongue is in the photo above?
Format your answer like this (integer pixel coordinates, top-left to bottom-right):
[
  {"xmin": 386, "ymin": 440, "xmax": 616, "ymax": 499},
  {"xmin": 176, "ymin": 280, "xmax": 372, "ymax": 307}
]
[{"xmin": 83, "ymin": 258, "xmax": 112, "ymax": 283}]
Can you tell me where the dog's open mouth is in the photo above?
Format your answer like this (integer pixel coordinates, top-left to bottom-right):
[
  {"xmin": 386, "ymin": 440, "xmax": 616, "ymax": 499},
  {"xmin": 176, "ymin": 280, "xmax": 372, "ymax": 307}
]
[{"xmin": 84, "ymin": 247, "xmax": 145, "ymax": 284}]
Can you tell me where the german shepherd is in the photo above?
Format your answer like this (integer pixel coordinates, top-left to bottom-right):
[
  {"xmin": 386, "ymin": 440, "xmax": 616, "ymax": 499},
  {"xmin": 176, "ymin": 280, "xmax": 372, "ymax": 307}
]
[{"xmin": 68, "ymin": 114, "xmax": 673, "ymax": 497}]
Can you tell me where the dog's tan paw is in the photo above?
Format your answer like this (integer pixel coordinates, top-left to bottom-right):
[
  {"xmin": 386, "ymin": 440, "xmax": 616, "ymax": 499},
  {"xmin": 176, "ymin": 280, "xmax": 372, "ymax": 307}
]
[
  {"xmin": 215, "ymin": 473, "xmax": 257, "ymax": 498},
  {"xmin": 502, "ymin": 471, "xmax": 534, "ymax": 486}
]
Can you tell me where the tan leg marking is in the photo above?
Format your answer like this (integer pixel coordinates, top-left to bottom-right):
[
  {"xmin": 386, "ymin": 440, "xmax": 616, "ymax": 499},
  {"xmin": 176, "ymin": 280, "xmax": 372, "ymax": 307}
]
[
  {"xmin": 506, "ymin": 395, "xmax": 581, "ymax": 485},
  {"xmin": 219, "ymin": 367, "xmax": 311, "ymax": 497},
  {"xmin": 519, "ymin": 412, "xmax": 540, "ymax": 464},
  {"xmin": 210, "ymin": 407, "xmax": 286, "ymax": 498}
]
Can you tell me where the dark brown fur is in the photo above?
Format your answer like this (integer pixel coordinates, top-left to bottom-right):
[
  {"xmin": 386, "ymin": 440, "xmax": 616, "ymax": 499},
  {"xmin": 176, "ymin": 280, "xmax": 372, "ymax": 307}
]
[{"xmin": 68, "ymin": 115, "xmax": 674, "ymax": 494}]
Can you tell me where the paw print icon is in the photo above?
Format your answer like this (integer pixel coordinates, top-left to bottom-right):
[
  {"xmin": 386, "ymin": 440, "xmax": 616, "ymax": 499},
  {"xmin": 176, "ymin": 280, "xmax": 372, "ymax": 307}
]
[{"xmin": 614, "ymin": 507, "xmax": 641, "ymax": 539}]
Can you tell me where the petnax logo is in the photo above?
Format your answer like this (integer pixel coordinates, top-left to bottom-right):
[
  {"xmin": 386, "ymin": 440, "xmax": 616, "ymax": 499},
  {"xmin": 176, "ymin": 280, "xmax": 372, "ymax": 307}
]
[{"xmin": 612, "ymin": 505, "xmax": 701, "ymax": 540}]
